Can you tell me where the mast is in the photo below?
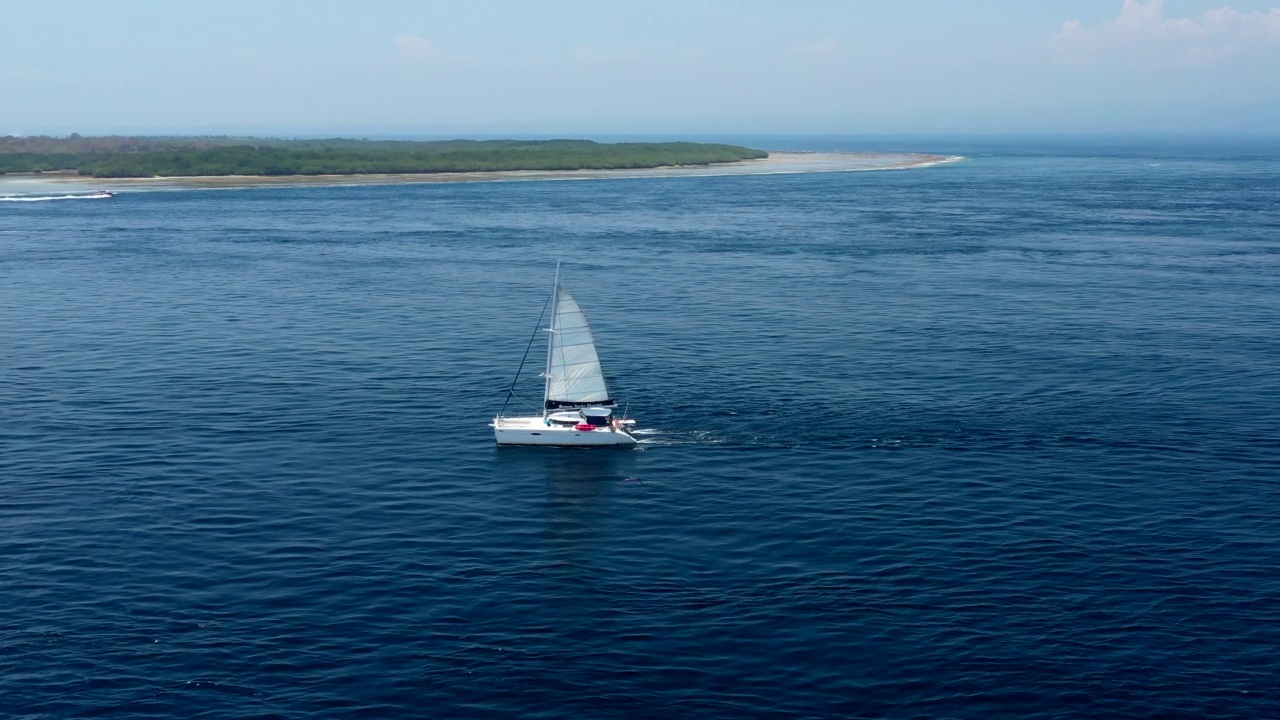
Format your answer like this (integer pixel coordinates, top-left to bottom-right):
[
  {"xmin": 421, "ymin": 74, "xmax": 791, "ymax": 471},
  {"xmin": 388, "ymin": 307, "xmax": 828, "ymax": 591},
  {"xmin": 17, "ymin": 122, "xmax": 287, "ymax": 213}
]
[{"xmin": 542, "ymin": 261, "xmax": 561, "ymax": 417}]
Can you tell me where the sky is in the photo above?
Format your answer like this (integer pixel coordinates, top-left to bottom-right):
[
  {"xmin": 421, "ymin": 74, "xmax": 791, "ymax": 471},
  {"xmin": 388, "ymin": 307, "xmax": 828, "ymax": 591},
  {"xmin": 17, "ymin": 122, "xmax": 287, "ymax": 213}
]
[{"xmin": 2, "ymin": 0, "xmax": 1279, "ymax": 136}]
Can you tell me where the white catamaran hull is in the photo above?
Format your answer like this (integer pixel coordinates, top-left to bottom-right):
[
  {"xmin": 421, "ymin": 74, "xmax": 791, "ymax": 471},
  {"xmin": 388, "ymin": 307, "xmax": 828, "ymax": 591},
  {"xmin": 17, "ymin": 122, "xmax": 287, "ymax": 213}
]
[{"xmin": 493, "ymin": 416, "xmax": 638, "ymax": 446}]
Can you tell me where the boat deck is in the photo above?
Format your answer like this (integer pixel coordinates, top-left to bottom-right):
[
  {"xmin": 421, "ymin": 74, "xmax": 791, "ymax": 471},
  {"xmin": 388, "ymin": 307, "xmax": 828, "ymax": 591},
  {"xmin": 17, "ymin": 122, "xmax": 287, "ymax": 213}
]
[{"xmin": 492, "ymin": 415, "xmax": 638, "ymax": 446}]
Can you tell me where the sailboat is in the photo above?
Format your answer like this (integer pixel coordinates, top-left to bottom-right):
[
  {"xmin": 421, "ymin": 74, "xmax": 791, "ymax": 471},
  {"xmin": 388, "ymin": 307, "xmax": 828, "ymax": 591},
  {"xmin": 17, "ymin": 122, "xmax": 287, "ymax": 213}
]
[{"xmin": 492, "ymin": 264, "xmax": 638, "ymax": 446}]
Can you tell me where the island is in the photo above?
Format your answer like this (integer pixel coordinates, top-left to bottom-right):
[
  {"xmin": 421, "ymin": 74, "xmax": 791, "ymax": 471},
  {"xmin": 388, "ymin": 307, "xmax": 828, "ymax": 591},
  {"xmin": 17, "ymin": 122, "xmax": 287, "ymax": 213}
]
[{"xmin": 0, "ymin": 135, "xmax": 768, "ymax": 178}]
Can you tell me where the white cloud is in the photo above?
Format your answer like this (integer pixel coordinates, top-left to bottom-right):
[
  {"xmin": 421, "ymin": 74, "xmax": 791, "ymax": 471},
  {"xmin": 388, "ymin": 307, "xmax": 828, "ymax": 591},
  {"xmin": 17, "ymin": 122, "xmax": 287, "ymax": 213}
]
[
  {"xmin": 566, "ymin": 45, "xmax": 603, "ymax": 63},
  {"xmin": 795, "ymin": 37, "xmax": 839, "ymax": 58},
  {"xmin": 0, "ymin": 68, "xmax": 50, "ymax": 84},
  {"xmin": 1052, "ymin": 0, "xmax": 1280, "ymax": 69},
  {"xmin": 394, "ymin": 35, "xmax": 643, "ymax": 71},
  {"xmin": 565, "ymin": 45, "xmax": 642, "ymax": 64},
  {"xmin": 393, "ymin": 35, "xmax": 646, "ymax": 72},
  {"xmin": 393, "ymin": 34, "xmax": 438, "ymax": 62}
]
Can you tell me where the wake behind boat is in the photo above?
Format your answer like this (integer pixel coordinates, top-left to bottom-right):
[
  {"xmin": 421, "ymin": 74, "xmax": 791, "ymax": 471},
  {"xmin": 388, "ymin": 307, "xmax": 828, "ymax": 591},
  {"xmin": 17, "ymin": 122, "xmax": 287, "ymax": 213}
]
[
  {"xmin": 0, "ymin": 189, "xmax": 115, "ymax": 202},
  {"xmin": 492, "ymin": 264, "xmax": 638, "ymax": 446}
]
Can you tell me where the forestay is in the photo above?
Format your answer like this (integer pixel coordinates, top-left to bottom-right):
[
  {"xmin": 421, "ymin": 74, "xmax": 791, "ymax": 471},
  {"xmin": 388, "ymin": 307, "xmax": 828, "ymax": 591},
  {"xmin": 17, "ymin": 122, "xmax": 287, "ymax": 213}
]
[{"xmin": 544, "ymin": 286, "xmax": 613, "ymax": 408}]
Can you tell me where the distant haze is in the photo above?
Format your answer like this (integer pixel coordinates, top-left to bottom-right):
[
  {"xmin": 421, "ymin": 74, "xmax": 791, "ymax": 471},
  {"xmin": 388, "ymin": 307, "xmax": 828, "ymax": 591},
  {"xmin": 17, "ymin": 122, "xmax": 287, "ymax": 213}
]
[{"xmin": 3, "ymin": 0, "xmax": 1279, "ymax": 136}]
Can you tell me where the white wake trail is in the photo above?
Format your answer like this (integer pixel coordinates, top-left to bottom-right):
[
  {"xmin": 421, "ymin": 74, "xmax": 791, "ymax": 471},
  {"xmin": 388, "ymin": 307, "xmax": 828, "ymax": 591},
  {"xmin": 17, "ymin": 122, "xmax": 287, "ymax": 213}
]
[{"xmin": 0, "ymin": 192, "xmax": 114, "ymax": 202}]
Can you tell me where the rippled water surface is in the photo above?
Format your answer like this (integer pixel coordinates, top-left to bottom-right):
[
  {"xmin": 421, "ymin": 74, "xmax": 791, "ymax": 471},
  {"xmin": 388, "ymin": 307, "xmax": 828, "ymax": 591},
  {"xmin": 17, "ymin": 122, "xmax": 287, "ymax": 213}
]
[{"xmin": 3, "ymin": 137, "xmax": 1279, "ymax": 718}]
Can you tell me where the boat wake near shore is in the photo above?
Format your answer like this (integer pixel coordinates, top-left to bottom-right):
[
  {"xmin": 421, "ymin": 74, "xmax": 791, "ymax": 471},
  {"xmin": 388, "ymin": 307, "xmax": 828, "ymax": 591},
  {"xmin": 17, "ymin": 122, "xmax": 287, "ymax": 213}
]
[{"xmin": 0, "ymin": 191, "xmax": 115, "ymax": 202}]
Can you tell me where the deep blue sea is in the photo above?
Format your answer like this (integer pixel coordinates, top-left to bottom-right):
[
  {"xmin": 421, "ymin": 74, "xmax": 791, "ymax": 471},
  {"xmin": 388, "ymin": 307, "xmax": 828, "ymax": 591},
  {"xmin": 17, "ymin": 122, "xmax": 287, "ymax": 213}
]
[{"xmin": 3, "ymin": 136, "xmax": 1279, "ymax": 718}]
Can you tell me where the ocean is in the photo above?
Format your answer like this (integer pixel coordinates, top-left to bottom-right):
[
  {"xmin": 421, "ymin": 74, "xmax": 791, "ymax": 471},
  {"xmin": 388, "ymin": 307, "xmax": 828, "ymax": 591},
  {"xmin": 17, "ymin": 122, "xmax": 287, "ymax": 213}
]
[{"xmin": 2, "ymin": 136, "xmax": 1278, "ymax": 718}]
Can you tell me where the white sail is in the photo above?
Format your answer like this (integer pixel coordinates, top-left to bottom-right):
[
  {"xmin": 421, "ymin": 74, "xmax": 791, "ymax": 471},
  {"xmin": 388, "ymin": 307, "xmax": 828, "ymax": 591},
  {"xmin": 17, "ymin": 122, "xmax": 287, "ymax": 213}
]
[{"xmin": 545, "ymin": 286, "xmax": 612, "ymax": 408}]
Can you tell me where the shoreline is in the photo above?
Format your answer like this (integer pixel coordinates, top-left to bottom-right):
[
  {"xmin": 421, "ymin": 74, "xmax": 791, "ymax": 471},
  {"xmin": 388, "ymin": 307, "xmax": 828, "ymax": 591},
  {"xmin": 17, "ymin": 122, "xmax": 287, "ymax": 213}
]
[{"xmin": 2, "ymin": 152, "xmax": 964, "ymax": 193}]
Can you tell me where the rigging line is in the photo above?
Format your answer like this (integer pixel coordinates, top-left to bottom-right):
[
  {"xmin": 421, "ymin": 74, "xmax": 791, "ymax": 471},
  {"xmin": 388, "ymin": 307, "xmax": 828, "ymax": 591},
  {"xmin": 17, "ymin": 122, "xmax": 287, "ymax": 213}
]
[{"xmin": 499, "ymin": 287, "xmax": 554, "ymax": 417}]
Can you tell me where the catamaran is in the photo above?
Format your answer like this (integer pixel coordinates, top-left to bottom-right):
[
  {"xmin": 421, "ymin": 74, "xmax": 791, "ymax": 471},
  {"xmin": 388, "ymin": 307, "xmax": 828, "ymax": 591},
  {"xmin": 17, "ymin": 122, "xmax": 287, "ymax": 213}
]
[{"xmin": 492, "ymin": 264, "xmax": 638, "ymax": 446}]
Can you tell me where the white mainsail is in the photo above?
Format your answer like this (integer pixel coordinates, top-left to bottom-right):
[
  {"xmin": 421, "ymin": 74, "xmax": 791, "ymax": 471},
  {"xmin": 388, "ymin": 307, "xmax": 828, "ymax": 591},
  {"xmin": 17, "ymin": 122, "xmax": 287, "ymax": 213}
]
[{"xmin": 544, "ymin": 285, "xmax": 612, "ymax": 408}]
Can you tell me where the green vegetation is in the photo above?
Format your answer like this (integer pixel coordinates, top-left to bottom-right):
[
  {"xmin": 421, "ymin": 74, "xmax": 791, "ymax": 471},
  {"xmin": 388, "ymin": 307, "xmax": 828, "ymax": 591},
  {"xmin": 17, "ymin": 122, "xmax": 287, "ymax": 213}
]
[{"xmin": 0, "ymin": 136, "xmax": 768, "ymax": 178}]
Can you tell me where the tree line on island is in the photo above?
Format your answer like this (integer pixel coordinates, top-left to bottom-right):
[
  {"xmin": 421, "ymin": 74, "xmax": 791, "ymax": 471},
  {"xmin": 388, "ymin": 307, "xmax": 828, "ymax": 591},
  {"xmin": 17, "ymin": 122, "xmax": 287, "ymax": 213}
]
[{"xmin": 0, "ymin": 136, "xmax": 768, "ymax": 178}]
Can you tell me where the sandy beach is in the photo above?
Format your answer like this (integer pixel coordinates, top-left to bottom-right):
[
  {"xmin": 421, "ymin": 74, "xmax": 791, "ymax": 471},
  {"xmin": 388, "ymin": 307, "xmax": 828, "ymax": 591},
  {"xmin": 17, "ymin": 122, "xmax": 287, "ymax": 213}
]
[{"xmin": 1, "ymin": 152, "xmax": 963, "ymax": 195}]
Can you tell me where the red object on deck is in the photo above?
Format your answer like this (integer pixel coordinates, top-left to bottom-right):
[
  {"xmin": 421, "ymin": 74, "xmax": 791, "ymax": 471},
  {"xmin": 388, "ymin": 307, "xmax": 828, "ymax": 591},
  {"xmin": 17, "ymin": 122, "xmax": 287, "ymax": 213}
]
[{"xmin": 575, "ymin": 423, "xmax": 595, "ymax": 431}]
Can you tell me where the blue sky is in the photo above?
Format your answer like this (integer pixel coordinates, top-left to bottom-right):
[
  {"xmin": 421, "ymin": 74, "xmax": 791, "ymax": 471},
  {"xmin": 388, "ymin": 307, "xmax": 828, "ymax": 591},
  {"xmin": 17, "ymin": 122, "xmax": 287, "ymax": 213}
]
[{"xmin": 2, "ymin": 0, "xmax": 1278, "ymax": 135}]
